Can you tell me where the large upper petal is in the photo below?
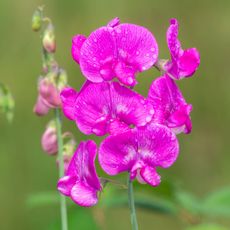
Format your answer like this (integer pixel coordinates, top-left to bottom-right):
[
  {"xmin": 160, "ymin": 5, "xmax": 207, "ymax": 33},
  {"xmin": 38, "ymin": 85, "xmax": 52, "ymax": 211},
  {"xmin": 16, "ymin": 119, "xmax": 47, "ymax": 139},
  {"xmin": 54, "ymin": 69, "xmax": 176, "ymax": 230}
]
[
  {"xmin": 148, "ymin": 75, "xmax": 192, "ymax": 134},
  {"xmin": 80, "ymin": 26, "xmax": 116, "ymax": 82}
]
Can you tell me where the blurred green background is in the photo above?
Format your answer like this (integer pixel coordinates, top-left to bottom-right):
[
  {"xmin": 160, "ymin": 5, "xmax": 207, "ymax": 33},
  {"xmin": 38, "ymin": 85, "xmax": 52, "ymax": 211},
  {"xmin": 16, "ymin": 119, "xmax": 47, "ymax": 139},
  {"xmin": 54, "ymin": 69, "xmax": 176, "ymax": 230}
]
[{"xmin": 1, "ymin": 0, "xmax": 230, "ymax": 229}]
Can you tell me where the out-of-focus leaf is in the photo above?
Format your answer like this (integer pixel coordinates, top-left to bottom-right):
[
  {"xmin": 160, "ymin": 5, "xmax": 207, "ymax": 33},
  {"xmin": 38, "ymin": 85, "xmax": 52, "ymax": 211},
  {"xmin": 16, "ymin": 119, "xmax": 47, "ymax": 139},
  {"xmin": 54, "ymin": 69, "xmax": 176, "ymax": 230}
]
[
  {"xmin": 186, "ymin": 223, "xmax": 228, "ymax": 230},
  {"xmin": 0, "ymin": 83, "xmax": 14, "ymax": 122},
  {"xmin": 175, "ymin": 191, "xmax": 203, "ymax": 214},
  {"xmin": 48, "ymin": 207, "xmax": 100, "ymax": 230},
  {"xmin": 26, "ymin": 191, "xmax": 60, "ymax": 208},
  {"xmin": 202, "ymin": 187, "xmax": 230, "ymax": 217}
]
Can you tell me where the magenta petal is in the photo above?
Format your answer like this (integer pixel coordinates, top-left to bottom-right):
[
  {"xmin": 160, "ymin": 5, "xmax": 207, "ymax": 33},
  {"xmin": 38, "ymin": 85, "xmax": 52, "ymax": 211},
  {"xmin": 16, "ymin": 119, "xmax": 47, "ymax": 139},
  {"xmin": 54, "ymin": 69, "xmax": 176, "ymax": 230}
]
[
  {"xmin": 72, "ymin": 35, "xmax": 87, "ymax": 64},
  {"xmin": 80, "ymin": 27, "xmax": 116, "ymax": 82},
  {"xmin": 57, "ymin": 175, "xmax": 76, "ymax": 196},
  {"xmin": 60, "ymin": 87, "xmax": 78, "ymax": 120},
  {"xmin": 148, "ymin": 75, "xmax": 192, "ymax": 134},
  {"xmin": 140, "ymin": 166, "xmax": 161, "ymax": 187},
  {"xmin": 107, "ymin": 17, "xmax": 120, "ymax": 28},
  {"xmin": 71, "ymin": 182, "xmax": 99, "ymax": 207},
  {"xmin": 99, "ymin": 130, "xmax": 137, "ymax": 175}
]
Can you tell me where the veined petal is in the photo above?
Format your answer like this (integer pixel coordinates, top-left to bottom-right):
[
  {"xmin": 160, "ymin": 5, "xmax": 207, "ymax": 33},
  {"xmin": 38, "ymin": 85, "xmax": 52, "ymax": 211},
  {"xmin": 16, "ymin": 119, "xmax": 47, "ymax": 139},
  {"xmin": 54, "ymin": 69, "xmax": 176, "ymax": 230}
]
[
  {"xmin": 80, "ymin": 26, "xmax": 116, "ymax": 82},
  {"xmin": 57, "ymin": 175, "xmax": 76, "ymax": 196},
  {"xmin": 140, "ymin": 166, "xmax": 161, "ymax": 187},
  {"xmin": 71, "ymin": 182, "xmax": 99, "ymax": 207},
  {"xmin": 60, "ymin": 87, "xmax": 78, "ymax": 120},
  {"xmin": 72, "ymin": 34, "xmax": 87, "ymax": 64},
  {"xmin": 148, "ymin": 75, "xmax": 192, "ymax": 134}
]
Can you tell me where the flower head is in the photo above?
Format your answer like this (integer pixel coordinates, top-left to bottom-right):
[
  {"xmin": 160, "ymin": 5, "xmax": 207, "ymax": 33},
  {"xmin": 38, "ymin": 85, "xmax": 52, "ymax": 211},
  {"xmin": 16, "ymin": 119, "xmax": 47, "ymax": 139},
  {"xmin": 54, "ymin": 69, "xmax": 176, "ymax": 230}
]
[
  {"xmin": 60, "ymin": 81, "xmax": 154, "ymax": 136},
  {"xmin": 57, "ymin": 140, "xmax": 101, "ymax": 207},
  {"xmin": 148, "ymin": 75, "xmax": 192, "ymax": 134},
  {"xmin": 99, "ymin": 124, "xmax": 179, "ymax": 187},
  {"xmin": 72, "ymin": 18, "xmax": 158, "ymax": 86},
  {"xmin": 165, "ymin": 18, "xmax": 200, "ymax": 80}
]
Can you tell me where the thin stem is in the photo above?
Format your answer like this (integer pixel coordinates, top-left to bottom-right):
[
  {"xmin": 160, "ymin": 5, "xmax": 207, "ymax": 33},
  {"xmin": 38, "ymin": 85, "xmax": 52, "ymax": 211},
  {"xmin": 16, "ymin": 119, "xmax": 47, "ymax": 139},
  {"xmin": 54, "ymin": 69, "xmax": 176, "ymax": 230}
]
[
  {"xmin": 55, "ymin": 108, "xmax": 68, "ymax": 230},
  {"xmin": 127, "ymin": 176, "xmax": 138, "ymax": 230}
]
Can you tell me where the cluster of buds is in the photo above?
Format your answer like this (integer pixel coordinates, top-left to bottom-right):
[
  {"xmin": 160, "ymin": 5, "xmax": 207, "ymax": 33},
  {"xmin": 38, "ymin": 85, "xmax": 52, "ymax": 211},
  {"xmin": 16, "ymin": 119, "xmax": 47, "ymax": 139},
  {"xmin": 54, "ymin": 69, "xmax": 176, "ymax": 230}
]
[{"xmin": 32, "ymin": 7, "xmax": 76, "ymax": 171}]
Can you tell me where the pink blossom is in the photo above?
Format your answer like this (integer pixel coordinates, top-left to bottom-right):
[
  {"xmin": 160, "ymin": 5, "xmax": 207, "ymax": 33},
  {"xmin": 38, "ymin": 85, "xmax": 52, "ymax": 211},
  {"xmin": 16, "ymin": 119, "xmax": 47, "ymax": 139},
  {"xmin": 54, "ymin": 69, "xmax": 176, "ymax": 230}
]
[
  {"xmin": 71, "ymin": 18, "xmax": 158, "ymax": 86},
  {"xmin": 60, "ymin": 81, "xmax": 154, "ymax": 136},
  {"xmin": 57, "ymin": 140, "xmax": 101, "ymax": 207},
  {"xmin": 41, "ymin": 125, "xmax": 58, "ymax": 155},
  {"xmin": 148, "ymin": 75, "xmax": 192, "ymax": 134},
  {"xmin": 33, "ymin": 95, "xmax": 49, "ymax": 116},
  {"xmin": 165, "ymin": 18, "xmax": 200, "ymax": 80},
  {"xmin": 99, "ymin": 124, "xmax": 179, "ymax": 187}
]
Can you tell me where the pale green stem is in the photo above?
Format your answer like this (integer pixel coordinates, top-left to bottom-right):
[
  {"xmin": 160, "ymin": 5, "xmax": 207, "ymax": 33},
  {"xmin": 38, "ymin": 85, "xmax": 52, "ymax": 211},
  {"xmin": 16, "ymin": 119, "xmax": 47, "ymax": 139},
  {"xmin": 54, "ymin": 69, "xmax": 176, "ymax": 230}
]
[
  {"xmin": 55, "ymin": 108, "xmax": 68, "ymax": 230},
  {"xmin": 127, "ymin": 176, "xmax": 139, "ymax": 230}
]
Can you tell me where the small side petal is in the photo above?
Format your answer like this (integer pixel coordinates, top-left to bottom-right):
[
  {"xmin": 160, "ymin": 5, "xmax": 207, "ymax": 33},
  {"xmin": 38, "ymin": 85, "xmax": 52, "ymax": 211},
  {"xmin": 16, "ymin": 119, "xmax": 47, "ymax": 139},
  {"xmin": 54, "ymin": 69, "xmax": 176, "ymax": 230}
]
[
  {"xmin": 71, "ymin": 182, "xmax": 99, "ymax": 207},
  {"xmin": 57, "ymin": 175, "xmax": 76, "ymax": 196},
  {"xmin": 60, "ymin": 87, "xmax": 78, "ymax": 120},
  {"xmin": 140, "ymin": 166, "xmax": 161, "ymax": 187},
  {"xmin": 72, "ymin": 34, "xmax": 87, "ymax": 64}
]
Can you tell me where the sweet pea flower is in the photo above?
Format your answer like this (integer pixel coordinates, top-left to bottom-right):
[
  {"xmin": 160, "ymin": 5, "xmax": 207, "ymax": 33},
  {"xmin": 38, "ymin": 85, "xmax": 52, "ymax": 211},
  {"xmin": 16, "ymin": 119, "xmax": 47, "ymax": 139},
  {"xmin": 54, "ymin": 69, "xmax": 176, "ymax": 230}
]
[
  {"xmin": 148, "ymin": 75, "xmax": 192, "ymax": 134},
  {"xmin": 72, "ymin": 18, "xmax": 158, "ymax": 86},
  {"xmin": 164, "ymin": 18, "xmax": 200, "ymax": 80},
  {"xmin": 57, "ymin": 140, "xmax": 101, "ymax": 207},
  {"xmin": 60, "ymin": 81, "xmax": 154, "ymax": 136},
  {"xmin": 99, "ymin": 124, "xmax": 179, "ymax": 187}
]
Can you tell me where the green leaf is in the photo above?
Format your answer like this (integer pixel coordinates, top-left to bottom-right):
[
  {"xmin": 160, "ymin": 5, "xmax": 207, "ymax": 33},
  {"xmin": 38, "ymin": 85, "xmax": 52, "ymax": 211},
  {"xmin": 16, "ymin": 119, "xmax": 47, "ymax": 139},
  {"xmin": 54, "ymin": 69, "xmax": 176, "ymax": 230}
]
[
  {"xmin": 202, "ymin": 187, "xmax": 230, "ymax": 216},
  {"xmin": 0, "ymin": 83, "xmax": 14, "ymax": 123},
  {"xmin": 186, "ymin": 223, "xmax": 228, "ymax": 230}
]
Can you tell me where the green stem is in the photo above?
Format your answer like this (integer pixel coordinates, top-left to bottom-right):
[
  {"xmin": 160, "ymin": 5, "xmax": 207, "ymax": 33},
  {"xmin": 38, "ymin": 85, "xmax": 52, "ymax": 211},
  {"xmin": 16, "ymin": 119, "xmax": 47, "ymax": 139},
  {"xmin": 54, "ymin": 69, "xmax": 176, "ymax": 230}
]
[
  {"xmin": 127, "ymin": 176, "xmax": 139, "ymax": 230},
  {"xmin": 55, "ymin": 108, "xmax": 68, "ymax": 230}
]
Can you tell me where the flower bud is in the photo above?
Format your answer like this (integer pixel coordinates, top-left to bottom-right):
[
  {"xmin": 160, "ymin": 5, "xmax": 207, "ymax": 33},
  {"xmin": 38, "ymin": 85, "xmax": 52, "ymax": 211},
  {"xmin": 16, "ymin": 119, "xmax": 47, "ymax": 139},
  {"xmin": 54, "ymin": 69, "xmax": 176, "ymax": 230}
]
[
  {"xmin": 32, "ymin": 9, "xmax": 42, "ymax": 32},
  {"xmin": 39, "ymin": 77, "xmax": 61, "ymax": 108},
  {"xmin": 41, "ymin": 121, "xmax": 58, "ymax": 155},
  {"xmin": 42, "ymin": 23, "xmax": 56, "ymax": 53},
  {"xmin": 33, "ymin": 95, "xmax": 49, "ymax": 116},
  {"xmin": 57, "ymin": 69, "xmax": 68, "ymax": 90}
]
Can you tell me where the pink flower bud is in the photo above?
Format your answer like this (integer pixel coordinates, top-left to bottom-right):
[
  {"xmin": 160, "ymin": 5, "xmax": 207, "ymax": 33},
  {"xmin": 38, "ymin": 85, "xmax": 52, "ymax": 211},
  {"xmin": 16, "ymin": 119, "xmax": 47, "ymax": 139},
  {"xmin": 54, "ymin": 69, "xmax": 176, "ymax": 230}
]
[
  {"xmin": 41, "ymin": 125, "xmax": 58, "ymax": 155},
  {"xmin": 33, "ymin": 95, "xmax": 49, "ymax": 116},
  {"xmin": 42, "ymin": 23, "xmax": 56, "ymax": 53},
  {"xmin": 39, "ymin": 78, "xmax": 62, "ymax": 108}
]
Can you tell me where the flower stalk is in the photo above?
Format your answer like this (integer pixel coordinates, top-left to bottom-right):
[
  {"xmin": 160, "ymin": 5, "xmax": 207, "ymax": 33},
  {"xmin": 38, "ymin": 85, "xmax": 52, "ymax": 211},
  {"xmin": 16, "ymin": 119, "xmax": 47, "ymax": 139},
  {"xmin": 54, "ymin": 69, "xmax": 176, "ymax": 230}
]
[
  {"xmin": 128, "ymin": 176, "xmax": 138, "ymax": 230},
  {"xmin": 55, "ymin": 108, "xmax": 68, "ymax": 230}
]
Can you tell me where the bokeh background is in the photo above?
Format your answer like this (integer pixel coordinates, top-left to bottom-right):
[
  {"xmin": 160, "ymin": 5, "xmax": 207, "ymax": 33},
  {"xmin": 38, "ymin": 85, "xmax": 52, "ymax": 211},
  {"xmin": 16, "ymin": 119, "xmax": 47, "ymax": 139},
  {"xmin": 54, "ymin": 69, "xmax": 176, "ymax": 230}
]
[{"xmin": 1, "ymin": 0, "xmax": 230, "ymax": 229}]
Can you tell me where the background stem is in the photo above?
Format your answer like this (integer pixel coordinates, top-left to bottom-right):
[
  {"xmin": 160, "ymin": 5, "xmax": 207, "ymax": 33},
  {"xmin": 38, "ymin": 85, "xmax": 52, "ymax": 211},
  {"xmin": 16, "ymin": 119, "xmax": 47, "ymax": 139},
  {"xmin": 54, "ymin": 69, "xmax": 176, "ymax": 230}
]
[
  {"xmin": 55, "ymin": 108, "xmax": 68, "ymax": 230},
  {"xmin": 128, "ymin": 176, "xmax": 139, "ymax": 230}
]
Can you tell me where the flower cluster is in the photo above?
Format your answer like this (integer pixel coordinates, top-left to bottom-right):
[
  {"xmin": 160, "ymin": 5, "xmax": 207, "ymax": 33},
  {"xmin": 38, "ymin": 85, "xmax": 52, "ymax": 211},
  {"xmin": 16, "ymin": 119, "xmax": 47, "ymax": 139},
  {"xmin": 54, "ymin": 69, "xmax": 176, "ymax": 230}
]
[{"xmin": 57, "ymin": 18, "xmax": 200, "ymax": 207}]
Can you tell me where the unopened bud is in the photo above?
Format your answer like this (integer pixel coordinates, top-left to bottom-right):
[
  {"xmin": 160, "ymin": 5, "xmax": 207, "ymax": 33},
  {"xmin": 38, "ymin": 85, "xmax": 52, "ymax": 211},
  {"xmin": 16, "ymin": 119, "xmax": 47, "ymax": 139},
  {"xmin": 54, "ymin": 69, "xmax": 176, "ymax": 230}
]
[
  {"xmin": 32, "ymin": 9, "xmax": 42, "ymax": 32},
  {"xmin": 41, "ymin": 121, "xmax": 58, "ymax": 155},
  {"xmin": 42, "ymin": 23, "xmax": 56, "ymax": 53},
  {"xmin": 33, "ymin": 94, "xmax": 49, "ymax": 116}
]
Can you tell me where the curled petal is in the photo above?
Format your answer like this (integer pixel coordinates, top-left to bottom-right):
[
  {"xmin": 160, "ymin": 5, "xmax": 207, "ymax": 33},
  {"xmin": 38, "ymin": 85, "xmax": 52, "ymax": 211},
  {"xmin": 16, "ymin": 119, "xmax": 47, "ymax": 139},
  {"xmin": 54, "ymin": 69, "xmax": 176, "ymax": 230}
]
[
  {"xmin": 80, "ymin": 27, "xmax": 116, "ymax": 82},
  {"xmin": 60, "ymin": 87, "xmax": 78, "ymax": 120},
  {"xmin": 71, "ymin": 182, "xmax": 99, "ymax": 207},
  {"xmin": 72, "ymin": 34, "xmax": 87, "ymax": 64},
  {"xmin": 140, "ymin": 166, "xmax": 161, "ymax": 187},
  {"xmin": 166, "ymin": 18, "xmax": 200, "ymax": 79},
  {"xmin": 148, "ymin": 75, "xmax": 192, "ymax": 134},
  {"xmin": 57, "ymin": 175, "xmax": 76, "ymax": 196}
]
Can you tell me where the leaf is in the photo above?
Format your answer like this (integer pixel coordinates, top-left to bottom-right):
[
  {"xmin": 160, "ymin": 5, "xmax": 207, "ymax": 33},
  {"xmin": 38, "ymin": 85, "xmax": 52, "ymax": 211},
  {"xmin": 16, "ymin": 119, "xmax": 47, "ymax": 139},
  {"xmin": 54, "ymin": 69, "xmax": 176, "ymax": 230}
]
[
  {"xmin": 185, "ymin": 223, "xmax": 228, "ymax": 230},
  {"xmin": 202, "ymin": 187, "xmax": 230, "ymax": 217}
]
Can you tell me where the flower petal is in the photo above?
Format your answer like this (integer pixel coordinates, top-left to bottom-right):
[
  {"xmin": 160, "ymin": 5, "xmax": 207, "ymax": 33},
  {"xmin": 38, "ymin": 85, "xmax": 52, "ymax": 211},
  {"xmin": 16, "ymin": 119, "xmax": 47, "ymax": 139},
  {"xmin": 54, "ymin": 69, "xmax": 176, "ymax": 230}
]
[
  {"xmin": 148, "ymin": 75, "xmax": 192, "ymax": 134},
  {"xmin": 57, "ymin": 175, "xmax": 76, "ymax": 196},
  {"xmin": 114, "ymin": 23, "xmax": 158, "ymax": 85},
  {"xmin": 70, "ymin": 182, "xmax": 99, "ymax": 207},
  {"xmin": 33, "ymin": 95, "xmax": 49, "ymax": 116},
  {"xmin": 140, "ymin": 166, "xmax": 161, "ymax": 187},
  {"xmin": 72, "ymin": 34, "xmax": 87, "ymax": 64},
  {"xmin": 99, "ymin": 130, "xmax": 137, "ymax": 175},
  {"xmin": 60, "ymin": 87, "xmax": 78, "ymax": 120},
  {"xmin": 80, "ymin": 26, "xmax": 116, "ymax": 82}
]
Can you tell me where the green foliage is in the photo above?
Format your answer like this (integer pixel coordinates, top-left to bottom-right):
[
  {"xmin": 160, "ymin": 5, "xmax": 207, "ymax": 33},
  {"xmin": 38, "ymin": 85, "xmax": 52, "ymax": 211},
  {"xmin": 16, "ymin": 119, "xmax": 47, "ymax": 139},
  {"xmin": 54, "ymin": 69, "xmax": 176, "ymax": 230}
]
[
  {"xmin": 0, "ymin": 83, "xmax": 14, "ymax": 122},
  {"xmin": 186, "ymin": 223, "xmax": 228, "ymax": 230}
]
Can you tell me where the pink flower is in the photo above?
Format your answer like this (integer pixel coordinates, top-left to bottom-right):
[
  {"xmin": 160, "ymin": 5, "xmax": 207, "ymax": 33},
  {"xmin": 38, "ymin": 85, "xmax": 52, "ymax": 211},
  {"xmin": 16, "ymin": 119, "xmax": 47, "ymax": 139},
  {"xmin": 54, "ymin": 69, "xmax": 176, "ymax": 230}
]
[
  {"xmin": 57, "ymin": 140, "xmax": 101, "ymax": 207},
  {"xmin": 148, "ymin": 75, "xmax": 192, "ymax": 134},
  {"xmin": 41, "ymin": 125, "xmax": 58, "ymax": 155},
  {"xmin": 165, "ymin": 18, "xmax": 200, "ymax": 80},
  {"xmin": 33, "ymin": 94, "xmax": 50, "ymax": 116},
  {"xmin": 99, "ymin": 124, "xmax": 179, "ymax": 187},
  {"xmin": 72, "ymin": 18, "xmax": 158, "ymax": 86},
  {"xmin": 60, "ymin": 81, "xmax": 154, "ymax": 136}
]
